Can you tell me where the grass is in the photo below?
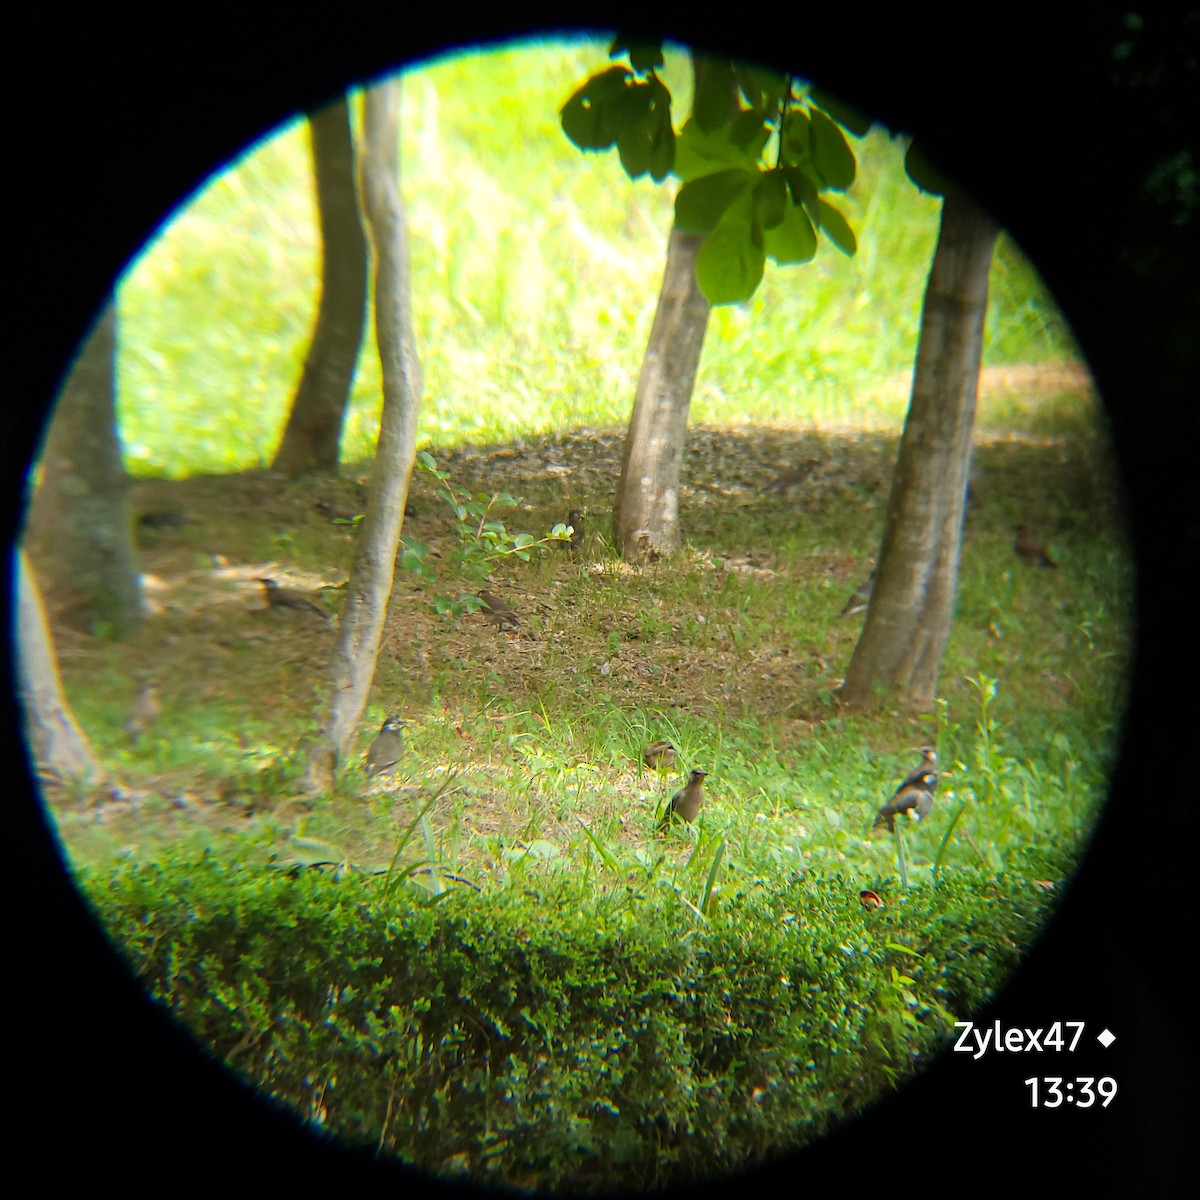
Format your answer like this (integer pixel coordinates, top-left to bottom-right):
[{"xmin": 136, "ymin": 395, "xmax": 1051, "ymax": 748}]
[
  {"xmin": 47, "ymin": 416, "xmax": 1130, "ymax": 889},
  {"xmin": 30, "ymin": 34, "xmax": 1132, "ymax": 1192},
  {"xmin": 115, "ymin": 36, "xmax": 1079, "ymax": 479}
]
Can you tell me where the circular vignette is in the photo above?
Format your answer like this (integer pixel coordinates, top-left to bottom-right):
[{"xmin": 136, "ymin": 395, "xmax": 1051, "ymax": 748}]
[{"xmin": 8, "ymin": 7, "xmax": 1196, "ymax": 1196}]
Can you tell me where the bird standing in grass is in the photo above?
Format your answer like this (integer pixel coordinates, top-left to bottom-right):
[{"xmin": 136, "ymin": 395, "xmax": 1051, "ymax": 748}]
[
  {"xmin": 762, "ymin": 460, "xmax": 818, "ymax": 498},
  {"xmin": 124, "ymin": 681, "xmax": 161, "ymax": 746},
  {"xmin": 873, "ymin": 748, "xmax": 938, "ymax": 832},
  {"xmin": 477, "ymin": 588, "xmax": 520, "ymax": 631},
  {"xmin": 1014, "ymin": 525, "xmax": 1058, "ymax": 568},
  {"xmin": 364, "ymin": 715, "xmax": 408, "ymax": 777},
  {"xmin": 840, "ymin": 569, "xmax": 876, "ymax": 617},
  {"xmin": 643, "ymin": 739, "xmax": 677, "ymax": 772},
  {"xmin": 257, "ymin": 577, "xmax": 330, "ymax": 620},
  {"xmin": 658, "ymin": 768, "xmax": 709, "ymax": 833}
]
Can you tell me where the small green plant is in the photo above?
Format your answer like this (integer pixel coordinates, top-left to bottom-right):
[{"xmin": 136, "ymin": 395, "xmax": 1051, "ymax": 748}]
[{"xmin": 403, "ymin": 451, "xmax": 572, "ymax": 620}]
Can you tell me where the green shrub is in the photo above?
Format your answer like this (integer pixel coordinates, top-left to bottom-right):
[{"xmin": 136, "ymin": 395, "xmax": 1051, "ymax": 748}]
[{"xmin": 82, "ymin": 843, "xmax": 1064, "ymax": 1191}]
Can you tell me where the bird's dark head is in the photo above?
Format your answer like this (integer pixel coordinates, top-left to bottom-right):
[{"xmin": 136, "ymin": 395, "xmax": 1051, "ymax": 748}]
[
  {"xmin": 908, "ymin": 746, "xmax": 937, "ymax": 765},
  {"xmin": 382, "ymin": 715, "xmax": 410, "ymax": 733},
  {"xmin": 690, "ymin": 769, "xmax": 709, "ymax": 782},
  {"xmin": 567, "ymin": 509, "xmax": 583, "ymax": 524},
  {"xmin": 256, "ymin": 576, "xmax": 279, "ymax": 589}
]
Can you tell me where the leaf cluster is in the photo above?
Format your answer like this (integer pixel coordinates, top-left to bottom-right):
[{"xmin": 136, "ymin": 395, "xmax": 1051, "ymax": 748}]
[
  {"xmin": 561, "ymin": 36, "xmax": 871, "ymax": 303},
  {"xmin": 398, "ymin": 450, "xmax": 569, "ymax": 621}
]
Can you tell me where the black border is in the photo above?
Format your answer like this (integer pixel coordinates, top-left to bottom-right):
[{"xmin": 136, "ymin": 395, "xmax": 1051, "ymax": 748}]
[{"xmin": 7, "ymin": 4, "xmax": 1198, "ymax": 1194}]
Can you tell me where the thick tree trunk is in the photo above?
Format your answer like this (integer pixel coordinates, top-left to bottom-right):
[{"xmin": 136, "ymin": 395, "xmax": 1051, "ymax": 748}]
[
  {"xmin": 272, "ymin": 97, "xmax": 369, "ymax": 477},
  {"xmin": 15, "ymin": 550, "xmax": 100, "ymax": 784},
  {"xmin": 839, "ymin": 191, "xmax": 999, "ymax": 710},
  {"xmin": 303, "ymin": 78, "xmax": 422, "ymax": 793},
  {"xmin": 613, "ymin": 227, "xmax": 710, "ymax": 562},
  {"xmin": 24, "ymin": 300, "xmax": 143, "ymax": 637}
]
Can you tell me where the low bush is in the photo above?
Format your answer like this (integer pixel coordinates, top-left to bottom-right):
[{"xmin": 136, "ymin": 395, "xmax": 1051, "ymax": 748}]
[{"xmin": 82, "ymin": 843, "xmax": 1065, "ymax": 1191}]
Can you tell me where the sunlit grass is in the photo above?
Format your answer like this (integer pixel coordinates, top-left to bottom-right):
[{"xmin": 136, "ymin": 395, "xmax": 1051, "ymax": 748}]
[{"xmin": 115, "ymin": 36, "xmax": 1084, "ymax": 478}]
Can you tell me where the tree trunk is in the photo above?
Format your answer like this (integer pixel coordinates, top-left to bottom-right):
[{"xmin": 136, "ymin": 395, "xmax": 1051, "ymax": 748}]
[
  {"xmin": 839, "ymin": 191, "xmax": 999, "ymax": 711},
  {"xmin": 272, "ymin": 96, "xmax": 369, "ymax": 477},
  {"xmin": 15, "ymin": 550, "xmax": 100, "ymax": 784},
  {"xmin": 613, "ymin": 227, "xmax": 710, "ymax": 561},
  {"xmin": 303, "ymin": 78, "xmax": 422, "ymax": 793},
  {"xmin": 23, "ymin": 300, "xmax": 143, "ymax": 637}
]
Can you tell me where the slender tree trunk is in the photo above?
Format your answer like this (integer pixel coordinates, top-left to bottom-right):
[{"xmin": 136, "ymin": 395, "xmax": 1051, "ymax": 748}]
[
  {"xmin": 15, "ymin": 550, "xmax": 100, "ymax": 784},
  {"xmin": 613, "ymin": 227, "xmax": 710, "ymax": 562},
  {"xmin": 24, "ymin": 300, "xmax": 143, "ymax": 637},
  {"xmin": 272, "ymin": 96, "xmax": 369, "ymax": 477},
  {"xmin": 303, "ymin": 78, "xmax": 422, "ymax": 792},
  {"xmin": 839, "ymin": 191, "xmax": 999, "ymax": 710}
]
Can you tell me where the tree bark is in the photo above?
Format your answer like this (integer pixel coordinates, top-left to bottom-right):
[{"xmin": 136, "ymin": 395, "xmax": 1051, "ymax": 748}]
[
  {"xmin": 15, "ymin": 550, "xmax": 100, "ymax": 784},
  {"xmin": 303, "ymin": 78, "xmax": 422, "ymax": 793},
  {"xmin": 272, "ymin": 96, "xmax": 369, "ymax": 477},
  {"xmin": 839, "ymin": 191, "xmax": 999, "ymax": 710},
  {"xmin": 23, "ymin": 300, "xmax": 143, "ymax": 637},
  {"xmin": 613, "ymin": 226, "xmax": 710, "ymax": 561}
]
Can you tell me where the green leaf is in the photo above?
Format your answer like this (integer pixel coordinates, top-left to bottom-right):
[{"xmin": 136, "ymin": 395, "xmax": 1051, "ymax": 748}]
[
  {"xmin": 764, "ymin": 204, "xmax": 818, "ymax": 264},
  {"xmin": 783, "ymin": 108, "xmax": 811, "ymax": 164},
  {"xmin": 728, "ymin": 108, "xmax": 771, "ymax": 157},
  {"xmin": 614, "ymin": 78, "xmax": 675, "ymax": 181},
  {"xmin": 674, "ymin": 167, "xmax": 756, "ymax": 234},
  {"xmin": 610, "ymin": 77, "xmax": 653, "ymax": 128},
  {"xmin": 618, "ymin": 125, "xmax": 651, "ymax": 177},
  {"xmin": 560, "ymin": 66, "xmax": 632, "ymax": 151},
  {"xmin": 905, "ymin": 139, "xmax": 951, "ymax": 197},
  {"xmin": 609, "ymin": 33, "xmax": 663, "ymax": 73},
  {"xmin": 692, "ymin": 57, "xmax": 737, "ymax": 132},
  {"xmin": 700, "ymin": 838, "xmax": 726, "ymax": 915},
  {"xmin": 816, "ymin": 198, "xmax": 857, "ymax": 255},
  {"xmin": 754, "ymin": 169, "xmax": 788, "ymax": 230},
  {"xmin": 673, "ymin": 118, "xmax": 757, "ymax": 182},
  {"xmin": 647, "ymin": 115, "xmax": 676, "ymax": 181},
  {"xmin": 809, "ymin": 107, "xmax": 857, "ymax": 190},
  {"xmin": 735, "ymin": 64, "xmax": 789, "ymax": 111},
  {"xmin": 695, "ymin": 212, "xmax": 765, "ymax": 304},
  {"xmin": 808, "ymin": 85, "xmax": 873, "ymax": 137},
  {"xmin": 784, "ymin": 165, "xmax": 818, "ymax": 213}
]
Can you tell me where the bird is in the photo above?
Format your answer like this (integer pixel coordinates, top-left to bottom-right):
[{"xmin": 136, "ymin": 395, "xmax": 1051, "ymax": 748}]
[
  {"xmin": 840, "ymin": 569, "xmax": 876, "ymax": 617},
  {"xmin": 658, "ymin": 768, "xmax": 709, "ymax": 833},
  {"xmin": 477, "ymin": 588, "xmax": 520, "ymax": 630},
  {"xmin": 555, "ymin": 509, "xmax": 585, "ymax": 552},
  {"xmin": 313, "ymin": 498, "xmax": 362, "ymax": 524},
  {"xmin": 873, "ymin": 747, "xmax": 939, "ymax": 833},
  {"xmin": 124, "ymin": 681, "xmax": 161, "ymax": 746},
  {"xmin": 364, "ymin": 715, "xmax": 409, "ymax": 777},
  {"xmin": 257, "ymin": 577, "xmax": 330, "ymax": 619},
  {"xmin": 136, "ymin": 509, "xmax": 190, "ymax": 532},
  {"xmin": 1014, "ymin": 525, "xmax": 1058, "ymax": 568},
  {"xmin": 315, "ymin": 498, "xmax": 417, "ymax": 523},
  {"xmin": 643, "ymin": 739, "xmax": 677, "ymax": 771},
  {"xmin": 762, "ymin": 460, "xmax": 818, "ymax": 497}
]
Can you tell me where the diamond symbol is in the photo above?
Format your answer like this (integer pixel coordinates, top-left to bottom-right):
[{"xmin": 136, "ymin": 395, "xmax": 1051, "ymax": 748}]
[{"xmin": 1097, "ymin": 1028, "xmax": 1116, "ymax": 1048}]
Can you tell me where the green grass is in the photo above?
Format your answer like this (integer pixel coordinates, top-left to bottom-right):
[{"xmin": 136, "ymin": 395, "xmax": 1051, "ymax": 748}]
[{"xmin": 44, "ymin": 426, "xmax": 1128, "ymax": 1189}]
